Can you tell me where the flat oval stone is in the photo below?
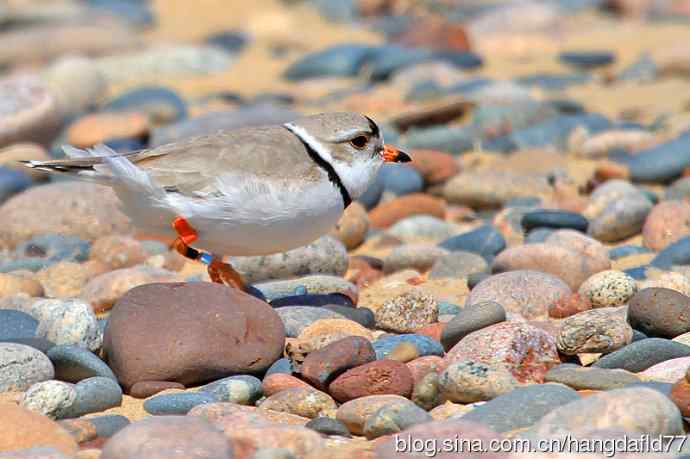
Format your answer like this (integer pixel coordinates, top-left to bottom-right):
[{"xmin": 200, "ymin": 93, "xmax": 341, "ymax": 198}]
[
  {"xmin": 372, "ymin": 334, "xmax": 444, "ymax": 360},
  {"xmin": 639, "ymin": 356, "xmax": 690, "ymax": 383},
  {"xmin": 144, "ymin": 392, "xmax": 216, "ymax": 415},
  {"xmin": 556, "ymin": 308, "xmax": 633, "ymax": 355},
  {"xmin": 0, "ymin": 343, "xmax": 54, "ymax": 392},
  {"xmin": 62, "ymin": 376, "xmax": 122, "ymax": 418},
  {"xmin": 438, "ymin": 224, "xmax": 506, "ymax": 261},
  {"xmin": 521, "ymin": 210, "xmax": 588, "ymax": 232},
  {"xmin": 643, "ymin": 200, "xmax": 690, "ymax": 251},
  {"xmin": 369, "ymin": 193, "xmax": 446, "ymax": 229},
  {"xmin": 544, "ymin": 364, "xmax": 640, "ymax": 390},
  {"xmin": 129, "ymin": 381, "xmax": 185, "ymax": 399},
  {"xmin": 321, "ymin": 305, "xmax": 375, "ymax": 328},
  {"xmin": 0, "ymin": 309, "xmax": 38, "ymax": 340},
  {"xmin": 587, "ymin": 193, "xmax": 653, "ymax": 243},
  {"xmin": 559, "ymin": 50, "xmax": 615, "ymax": 69},
  {"xmin": 455, "ymin": 384, "xmax": 580, "ymax": 433},
  {"xmin": 90, "ymin": 414, "xmax": 130, "ymax": 438},
  {"xmin": 627, "ymin": 131, "xmax": 690, "ymax": 183},
  {"xmin": 439, "ymin": 360, "xmax": 519, "ymax": 403},
  {"xmin": 382, "ymin": 244, "xmax": 449, "ymax": 274},
  {"xmin": 275, "ymin": 306, "xmax": 346, "ymax": 338},
  {"xmin": 198, "ymin": 375, "xmax": 262, "ymax": 405},
  {"xmin": 443, "ymin": 322, "xmax": 561, "ymax": 383},
  {"xmin": 628, "ymin": 287, "xmax": 690, "ymax": 338},
  {"xmin": 593, "ymin": 338, "xmax": 690, "ymax": 372},
  {"xmin": 609, "ymin": 244, "xmax": 653, "ymax": 260},
  {"xmin": 387, "ymin": 215, "xmax": 460, "ymax": 241},
  {"xmin": 255, "ymin": 275, "xmax": 357, "ymax": 304},
  {"xmin": 379, "ymin": 164, "xmax": 424, "ymax": 196},
  {"xmin": 467, "ymin": 270, "xmax": 571, "ymax": 320},
  {"xmin": 104, "ymin": 86, "xmax": 188, "ymax": 124},
  {"xmin": 283, "ymin": 44, "xmax": 374, "ymax": 80},
  {"xmin": 47, "ymin": 345, "xmax": 116, "ymax": 383},
  {"xmin": 440, "ymin": 301, "xmax": 505, "ymax": 351}
]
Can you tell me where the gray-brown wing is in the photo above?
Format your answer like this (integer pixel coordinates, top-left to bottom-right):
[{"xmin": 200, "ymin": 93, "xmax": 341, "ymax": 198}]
[{"xmin": 130, "ymin": 125, "xmax": 324, "ymax": 196}]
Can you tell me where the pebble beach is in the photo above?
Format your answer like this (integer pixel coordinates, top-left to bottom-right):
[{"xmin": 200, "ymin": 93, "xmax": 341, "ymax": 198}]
[{"xmin": 5, "ymin": 0, "xmax": 690, "ymax": 458}]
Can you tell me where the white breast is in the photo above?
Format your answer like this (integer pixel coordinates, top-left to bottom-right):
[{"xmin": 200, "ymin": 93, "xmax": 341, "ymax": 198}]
[{"xmin": 119, "ymin": 171, "xmax": 345, "ymax": 256}]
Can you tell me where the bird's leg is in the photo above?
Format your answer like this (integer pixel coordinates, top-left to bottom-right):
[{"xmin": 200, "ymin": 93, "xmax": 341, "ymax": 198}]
[{"xmin": 170, "ymin": 216, "xmax": 246, "ymax": 291}]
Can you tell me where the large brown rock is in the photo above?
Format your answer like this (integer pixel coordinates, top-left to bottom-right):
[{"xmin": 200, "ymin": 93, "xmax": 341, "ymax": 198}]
[
  {"xmin": 0, "ymin": 404, "xmax": 77, "ymax": 455},
  {"xmin": 103, "ymin": 282, "xmax": 286, "ymax": 389},
  {"xmin": 0, "ymin": 182, "xmax": 131, "ymax": 248},
  {"xmin": 100, "ymin": 416, "xmax": 233, "ymax": 459}
]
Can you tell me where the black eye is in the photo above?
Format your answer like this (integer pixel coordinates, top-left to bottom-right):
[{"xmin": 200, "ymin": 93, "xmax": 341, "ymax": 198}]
[{"xmin": 350, "ymin": 136, "xmax": 369, "ymax": 149}]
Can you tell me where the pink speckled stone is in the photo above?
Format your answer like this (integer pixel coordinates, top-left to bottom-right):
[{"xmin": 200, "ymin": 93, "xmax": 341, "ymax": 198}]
[{"xmin": 442, "ymin": 321, "xmax": 560, "ymax": 383}]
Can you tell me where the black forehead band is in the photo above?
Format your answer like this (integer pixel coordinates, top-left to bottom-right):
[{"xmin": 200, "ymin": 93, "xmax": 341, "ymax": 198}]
[{"xmin": 365, "ymin": 115, "xmax": 380, "ymax": 138}]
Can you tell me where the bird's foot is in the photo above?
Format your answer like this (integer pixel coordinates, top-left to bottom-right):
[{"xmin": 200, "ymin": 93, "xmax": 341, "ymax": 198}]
[
  {"xmin": 208, "ymin": 257, "xmax": 245, "ymax": 291},
  {"xmin": 170, "ymin": 216, "xmax": 246, "ymax": 291}
]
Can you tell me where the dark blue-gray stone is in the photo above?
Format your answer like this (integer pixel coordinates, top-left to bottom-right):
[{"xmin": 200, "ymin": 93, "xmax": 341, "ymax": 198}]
[
  {"xmin": 372, "ymin": 334, "xmax": 444, "ymax": 360},
  {"xmin": 515, "ymin": 73, "xmax": 591, "ymax": 91},
  {"xmin": 632, "ymin": 329, "xmax": 648, "ymax": 342},
  {"xmin": 47, "ymin": 345, "xmax": 117, "ymax": 383},
  {"xmin": 0, "ymin": 167, "xmax": 32, "ymax": 203},
  {"xmin": 438, "ymin": 224, "xmax": 506, "ymax": 261},
  {"xmin": 0, "ymin": 309, "xmax": 38, "ymax": 340},
  {"xmin": 454, "ymin": 384, "xmax": 581, "ymax": 433},
  {"xmin": 406, "ymin": 80, "xmax": 444, "ymax": 102},
  {"xmin": 544, "ymin": 363, "xmax": 641, "ymax": 390},
  {"xmin": 305, "ymin": 416, "xmax": 351, "ymax": 437},
  {"xmin": 205, "ymin": 30, "xmax": 249, "ymax": 53},
  {"xmin": 626, "ymin": 131, "xmax": 690, "ymax": 183},
  {"xmin": 89, "ymin": 414, "xmax": 130, "ymax": 437},
  {"xmin": 198, "ymin": 374, "xmax": 262, "ymax": 404},
  {"xmin": 86, "ymin": 0, "xmax": 154, "ymax": 26},
  {"xmin": 593, "ymin": 338, "xmax": 690, "ymax": 372},
  {"xmin": 521, "ymin": 210, "xmax": 588, "ymax": 233},
  {"xmin": 270, "ymin": 293, "xmax": 353, "ymax": 308},
  {"xmin": 265, "ymin": 357, "xmax": 294, "ymax": 376},
  {"xmin": 322, "ymin": 305, "xmax": 375, "ymax": 328},
  {"xmin": 559, "ymin": 50, "xmax": 615, "ymax": 69},
  {"xmin": 144, "ymin": 392, "xmax": 216, "ymax": 415},
  {"xmin": 104, "ymin": 86, "xmax": 187, "ymax": 123},
  {"xmin": 609, "ymin": 245, "xmax": 653, "ymax": 260},
  {"xmin": 103, "ymin": 137, "xmax": 146, "ymax": 153},
  {"xmin": 63, "ymin": 377, "xmax": 123, "ymax": 418},
  {"xmin": 651, "ymin": 235, "xmax": 690, "ymax": 269},
  {"xmin": 524, "ymin": 228, "xmax": 555, "ymax": 244},
  {"xmin": 440, "ymin": 301, "xmax": 506, "ymax": 351},
  {"xmin": 283, "ymin": 44, "xmax": 374, "ymax": 80},
  {"xmin": 379, "ymin": 164, "xmax": 424, "ymax": 196},
  {"xmin": 623, "ymin": 266, "xmax": 648, "ymax": 280},
  {"xmin": 511, "ymin": 113, "xmax": 611, "ymax": 150}
]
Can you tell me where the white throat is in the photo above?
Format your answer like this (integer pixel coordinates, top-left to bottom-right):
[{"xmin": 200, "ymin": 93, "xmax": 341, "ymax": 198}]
[{"xmin": 283, "ymin": 122, "xmax": 381, "ymax": 199}]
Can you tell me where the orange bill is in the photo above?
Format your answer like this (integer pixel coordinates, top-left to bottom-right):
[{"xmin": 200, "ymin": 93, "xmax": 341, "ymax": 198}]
[{"xmin": 382, "ymin": 144, "xmax": 411, "ymax": 163}]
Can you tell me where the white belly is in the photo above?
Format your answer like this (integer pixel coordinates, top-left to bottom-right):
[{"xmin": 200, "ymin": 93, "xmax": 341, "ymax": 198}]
[{"xmin": 114, "ymin": 176, "xmax": 345, "ymax": 256}]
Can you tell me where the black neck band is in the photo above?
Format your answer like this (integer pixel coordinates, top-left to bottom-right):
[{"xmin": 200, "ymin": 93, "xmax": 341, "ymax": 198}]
[{"xmin": 283, "ymin": 126, "xmax": 352, "ymax": 209}]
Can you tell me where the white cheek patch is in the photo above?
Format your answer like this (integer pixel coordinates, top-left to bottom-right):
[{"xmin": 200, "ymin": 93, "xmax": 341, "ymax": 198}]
[{"xmin": 283, "ymin": 122, "xmax": 335, "ymax": 166}]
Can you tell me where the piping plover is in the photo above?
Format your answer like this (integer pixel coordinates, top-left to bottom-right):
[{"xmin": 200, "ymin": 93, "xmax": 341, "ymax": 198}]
[{"xmin": 23, "ymin": 112, "xmax": 410, "ymax": 290}]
